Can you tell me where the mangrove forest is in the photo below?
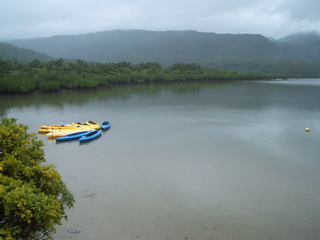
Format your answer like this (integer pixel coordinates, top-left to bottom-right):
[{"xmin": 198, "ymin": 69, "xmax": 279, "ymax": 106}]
[{"xmin": 0, "ymin": 59, "xmax": 285, "ymax": 94}]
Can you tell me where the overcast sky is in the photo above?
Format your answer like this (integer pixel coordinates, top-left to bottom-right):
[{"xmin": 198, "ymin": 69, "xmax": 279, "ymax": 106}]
[{"xmin": 1, "ymin": 0, "xmax": 319, "ymax": 40}]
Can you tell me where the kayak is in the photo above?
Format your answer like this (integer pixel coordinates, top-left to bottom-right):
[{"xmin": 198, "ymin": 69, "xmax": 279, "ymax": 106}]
[
  {"xmin": 38, "ymin": 126, "xmax": 80, "ymax": 133},
  {"xmin": 39, "ymin": 120, "xmax": 104, "ymax": 133},
  {"xmin": 41, "ymin": 124, "xmax": 73, "ymax": 129},
  {"xmin": 72, "ymin": 121, "xmax": 101, "ymax": 130},
  {"xmin": 46, "ymin": 129, "xmax": 87, "ymax": 138},
  {"xmin": 79, "ymin": 130, "xmax": 102, "ymax": 142},
  {"xmin": 86, "ymin": 121, "xmax": 101, "ymax": 129},
  {"xmin": 39, "ymin": 124, "xmax": 96, "ymax": 133},
  {"xmin": 55, "ymin": 131, "xmax": 92, "ymax": 141},
  {"xmin": 101, "ymin": 121, "xmax": 111, "ymax": 130}
]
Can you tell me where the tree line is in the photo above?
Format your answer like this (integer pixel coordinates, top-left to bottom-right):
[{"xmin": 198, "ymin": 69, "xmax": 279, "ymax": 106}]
[
  {"xmin": 200, "ymin": 59, "xmax": 320, "ymax": 76},
  {"xmin": 0, "ymin": 59, "xmax": 286, "ymax": 94}
]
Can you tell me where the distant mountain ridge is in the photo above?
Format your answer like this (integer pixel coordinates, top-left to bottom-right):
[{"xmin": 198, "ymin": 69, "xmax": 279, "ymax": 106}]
[
  {"xmin": 2, "ymin": 30, "xmax": 320, "ymax": 66},
  {"xmin": 275, "ymin": 32, "xmax": 320, "ymax": 61},
  {"xmin": 278, "ymin": 31, "xmax": 320, "ymax": 44}
]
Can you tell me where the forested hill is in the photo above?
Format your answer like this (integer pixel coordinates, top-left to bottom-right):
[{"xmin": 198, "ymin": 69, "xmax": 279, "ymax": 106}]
[
  {"xmin": 0, "ymin": 42, "xmax": 53, "ymax": 64},
  {"xmin": 2, "ymin": 30, "xmax": 320, "ymax": 76},
  {"xmin": 275, "ymin": 32, "xmax": 320, "ymax": 61},
  {"xmin": 2, "ymin": 30, "xmax": 284, "ymax": 65}
]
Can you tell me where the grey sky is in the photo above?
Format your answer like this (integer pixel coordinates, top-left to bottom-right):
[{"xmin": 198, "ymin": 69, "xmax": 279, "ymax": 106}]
[{"xmin": 1, "ymin": 0, "xmax": 319, "ymax": 40}]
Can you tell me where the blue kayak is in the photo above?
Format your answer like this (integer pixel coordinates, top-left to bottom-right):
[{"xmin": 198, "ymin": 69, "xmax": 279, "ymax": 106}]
[
  {"xmin": 56, "ymin": 131, "xmax": 91, "ymax": 141},
  {"xmin": 79, "ymin": 130, "xmax": 102, "ymax": 142},
  {"xmin": 101, "ymin": 121, "xmax": 111, "ymax": 130}
]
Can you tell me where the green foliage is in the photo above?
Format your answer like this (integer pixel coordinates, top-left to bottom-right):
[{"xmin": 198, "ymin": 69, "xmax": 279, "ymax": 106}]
[
  {"xmin": 0, "ymin": 118, "xmax": 75, "ymax": 240},
  {"xmin": 201, "ymin": 59, "xmax": 320, "ymax": 77},
  {"xmin": 0, "ymin": 58, "xmax": 289, "ymax": 94}
]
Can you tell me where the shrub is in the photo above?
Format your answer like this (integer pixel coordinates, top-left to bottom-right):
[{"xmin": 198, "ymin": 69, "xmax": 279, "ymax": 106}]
[{"xmin": 0, "ymin": 118, "xmax": 75, "ymax": 240}]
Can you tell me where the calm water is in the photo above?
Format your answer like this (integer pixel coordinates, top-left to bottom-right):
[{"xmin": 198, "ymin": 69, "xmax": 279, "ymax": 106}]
[{"xmin": 1, "ymin": 79, "xmax": 320, "ymax": 240}]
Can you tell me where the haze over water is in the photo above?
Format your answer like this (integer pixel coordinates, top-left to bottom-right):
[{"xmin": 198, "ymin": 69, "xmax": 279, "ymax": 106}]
[{"xmin": 1, "ymin": 79, "xmax": 320, "ymax": 240}]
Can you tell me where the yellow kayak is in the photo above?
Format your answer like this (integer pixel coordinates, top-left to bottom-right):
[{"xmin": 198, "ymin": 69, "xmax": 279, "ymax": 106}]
[
  {"xmin": 38, "ymin": 126, "xmax": 80, "ymax": 133},
  {"xmin": 46, "ymin": 129, "xmax": 87, "ymax": 138},
  {"xmin": 39, "ymin": 125, "xmax": 96, "ymax": 133},
  {"xmin": 72, "ymin": 121, "xmax": 101, "ymax": 130},
  {"xmin": 41, "ymin": 124, "xmax": 73, "ymax": 129},
  {"xmin": 39, "ymin": 121, "xmax": 101, "ymax": 133}
]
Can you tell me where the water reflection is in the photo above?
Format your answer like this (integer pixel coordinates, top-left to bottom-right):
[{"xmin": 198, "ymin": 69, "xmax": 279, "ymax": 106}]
[
  {"xmin": 1, "ymin": 79, "xmax": 320, "ymax": 240},
  {"xmin": 1, "ymin": 79, "xmax": 318, "ymax": 113}
]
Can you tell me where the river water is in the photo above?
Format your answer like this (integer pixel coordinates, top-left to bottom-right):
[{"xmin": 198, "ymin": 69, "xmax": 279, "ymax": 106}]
[{"xmin": 1, "ymin": 79, "xmax": 320, "ymax": 240}]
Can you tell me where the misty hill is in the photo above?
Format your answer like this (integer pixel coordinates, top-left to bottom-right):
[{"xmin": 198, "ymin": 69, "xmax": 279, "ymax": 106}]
[
  {"xmin": 3, "ymin": 30, "xmax": 320, "ymax": 69},
  {"xmin": 278, "ymin": 32, "xmax": 320, "ymax": 44},
  {"xmin": 5, "ymin": 30, "xmax": 281, "ymax": 66},
  {"xmin": 0, "ymin": 42, "xmax": 53, "ymax": 63},
  {"xmin": 275, "ymin": 32, "xmax": 320, "ymax": 61}
]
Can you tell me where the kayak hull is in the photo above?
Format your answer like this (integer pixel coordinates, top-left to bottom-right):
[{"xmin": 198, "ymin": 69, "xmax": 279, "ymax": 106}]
[
  {"xmin": 79, "ymin": 130, "xmax": 102, "ymax": 142},
  {"xmin": 46, "ymin": 129, "xmax": 86, "ymax": 138},
  {"xmin": 56, "ymin": 131, "xmax": 92, "ymax": 141}
]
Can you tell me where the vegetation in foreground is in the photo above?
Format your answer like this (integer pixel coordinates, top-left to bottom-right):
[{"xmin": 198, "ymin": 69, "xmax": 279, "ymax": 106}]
[
  {"xmin": 0, "ymin": 118, "xmax": 75, "ymax": 239},
  {"xmin": 0, "ymin": 59, "xmax": 285, "ymax": 94}
]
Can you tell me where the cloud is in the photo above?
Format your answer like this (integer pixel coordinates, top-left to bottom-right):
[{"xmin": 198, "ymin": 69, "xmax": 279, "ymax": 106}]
[
  {"xmin": 276, "ymin": 0, "xmax": 320, "ymax": 21},
  {"xmin": 0, "ymin": 0, "xmax": 319, "ymax": 40}
]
